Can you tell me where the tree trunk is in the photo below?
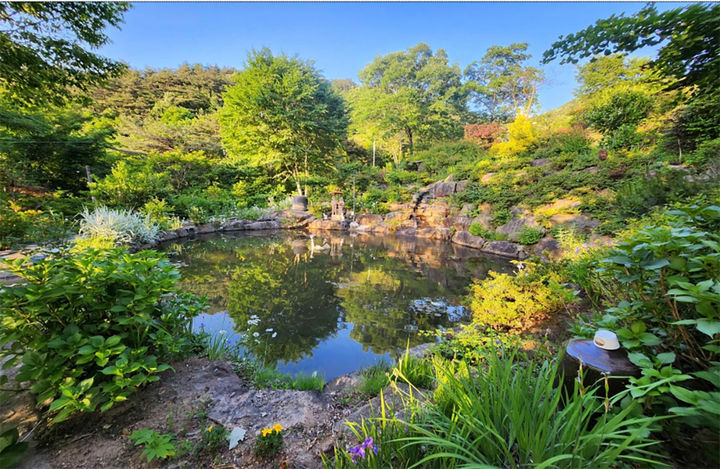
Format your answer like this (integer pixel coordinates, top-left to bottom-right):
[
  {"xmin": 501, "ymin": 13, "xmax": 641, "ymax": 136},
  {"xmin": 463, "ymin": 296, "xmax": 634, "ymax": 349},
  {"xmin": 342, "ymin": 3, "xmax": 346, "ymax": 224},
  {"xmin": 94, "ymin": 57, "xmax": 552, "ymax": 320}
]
[{"xmin": 406, "ymin": 127, "xmax": 414, "ymax": 155}]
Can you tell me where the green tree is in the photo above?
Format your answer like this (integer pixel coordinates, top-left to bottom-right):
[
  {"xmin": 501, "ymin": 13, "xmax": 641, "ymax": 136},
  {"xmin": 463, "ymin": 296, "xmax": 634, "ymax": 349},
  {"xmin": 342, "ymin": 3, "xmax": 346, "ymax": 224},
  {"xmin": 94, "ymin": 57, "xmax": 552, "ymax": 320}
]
[
  {"xmin": 352, "ymin": 43, "xmax": 466, "ymax": 158},
  {"xmin": 543, "ymin": 3, "xmax": 720, "ymax": 93},
  {"xmin": 0, "ymin": 2, "xmax": 129, "ymax": 106},
  {"xmin": 219, "ymin": 49, "xmax": 347, "ymax": 196},
  {"xmin": 465, "ymin": 43, "xmax": 543, "ymax": 122}
]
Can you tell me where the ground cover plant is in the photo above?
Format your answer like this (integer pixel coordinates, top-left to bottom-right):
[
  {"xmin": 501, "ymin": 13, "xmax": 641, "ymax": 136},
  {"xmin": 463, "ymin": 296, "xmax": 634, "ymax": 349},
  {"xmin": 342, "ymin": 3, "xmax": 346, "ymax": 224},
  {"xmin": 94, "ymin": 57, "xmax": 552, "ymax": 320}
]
[{"xmin": 0, "ymin": 248, "xmax": 205, "ymax": 423}]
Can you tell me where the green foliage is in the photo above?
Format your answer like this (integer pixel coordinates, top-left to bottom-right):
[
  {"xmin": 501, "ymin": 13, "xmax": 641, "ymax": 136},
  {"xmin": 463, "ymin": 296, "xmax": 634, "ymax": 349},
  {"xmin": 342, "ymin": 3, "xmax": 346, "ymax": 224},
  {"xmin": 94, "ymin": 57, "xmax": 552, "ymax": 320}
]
[
  {"xmin": 543, "ymin": 3, "xmax": 720, "ymax": 93},
  {"xmin": 0, "ymin": 248, "xmax": 205, "ymax": 423},
  {"xmin": 517, "ymin": 226, "xmax": 544, "ymax": 245},
  {"xmin": 430, "ymin": 324, "xmax": 524, "ymax": 365},
  {"xmin": 583, "ymin": 90, "xmax": 652, "ymax": 150},
  {"xmin": 254, "ymin": 424, "xmax": 284, "ymax": 458},
  {"xmin": 328, "ymin": 350, "xmax": 665, "ymax": 468},
  {"xmin": 359, "ymin": 361, "xmax": 392, "ymax": 397},
  {"xmin": 351, "ymin": 43, "xmax": 466, "ymax": 158},
  {"xmin": 470, "ymin": 261, "xmax": 575, "ymax": 331},
  {"xmin": 0, "ymin": 2, "xmax": 129, "ymax": 106},
  {"xmin": 78, "ymin": 206, "xmax": 159, "ymax": 245},
  {"xmin": 492, "ymin": 208, "xmax": 512, "ymax": 226},
  {"xmin": 219, "ymin": 48, "xmax": 347, "ymax": 196},
  {"xmin": 394, "ymin": 350, "xmax": 434, "ymax": 390},
  {"xmin": 490, "ymin": 114, "xmax": 538, "ymax": 157},
  {"xmin": 130, "ymin": 429, "xmax": 177, "ymax": 462},
  {"xmin": 0, "ymin": 426, "xmax": 28, "ymax": 469},
  {"xmin": 571, "ymin": 205, "xmax": 719, "ymax": 440},
  {"xmin": 232, "ymin": 357, "xmax": 324, "ymax": 392},
  {"xmin": 90, "ymin": 160, "xmax": 172, "ymax": 208},
  {"xmin": 198, "ymin": 423, "xmax": 229, "ymax": 455},
  {"xmin": 465, "ymin": 42, "xmax": 543, "ymax": 121}
]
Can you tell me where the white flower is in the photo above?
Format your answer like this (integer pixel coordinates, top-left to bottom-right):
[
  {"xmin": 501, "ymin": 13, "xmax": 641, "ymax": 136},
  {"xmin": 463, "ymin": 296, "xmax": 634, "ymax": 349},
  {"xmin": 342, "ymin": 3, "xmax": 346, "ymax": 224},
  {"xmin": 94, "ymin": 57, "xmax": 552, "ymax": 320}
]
[
  {"xmin": 271, "ymin": 332, "xmax": 277, "ymax": 338},
  {"xmin": 265, "ymin": 328, "xmax": 273, "ymax": 332},
  {"xmin": 253, "ymin": 332, "xmax": 260, "ymax": 337},
  {"xmin": 219, "ymin": 330, "xmax": 226, "ymax": 335}
]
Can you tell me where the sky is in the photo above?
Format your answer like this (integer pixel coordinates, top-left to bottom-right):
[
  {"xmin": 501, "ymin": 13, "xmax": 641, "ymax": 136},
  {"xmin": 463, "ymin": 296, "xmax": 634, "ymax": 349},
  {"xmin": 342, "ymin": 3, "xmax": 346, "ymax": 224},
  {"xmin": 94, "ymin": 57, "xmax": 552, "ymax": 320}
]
[{"xmin": 99, "ymin": 2, "xmax": 684, "ymax": 112}]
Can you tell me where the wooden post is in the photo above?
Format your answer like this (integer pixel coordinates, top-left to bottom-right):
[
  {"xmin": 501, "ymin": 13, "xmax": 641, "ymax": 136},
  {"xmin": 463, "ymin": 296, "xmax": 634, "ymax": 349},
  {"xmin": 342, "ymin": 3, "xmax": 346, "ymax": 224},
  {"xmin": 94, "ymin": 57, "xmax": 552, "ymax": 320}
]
[{"xmin": 372, "ymin": 138, "xmax": 376, "ymax": 167}]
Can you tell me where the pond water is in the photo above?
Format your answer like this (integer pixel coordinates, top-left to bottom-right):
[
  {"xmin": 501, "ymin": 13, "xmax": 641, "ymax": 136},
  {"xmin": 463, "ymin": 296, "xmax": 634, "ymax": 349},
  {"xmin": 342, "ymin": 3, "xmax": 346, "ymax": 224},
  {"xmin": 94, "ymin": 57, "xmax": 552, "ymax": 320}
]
[{"xmin": 162, "ymin": 231, "xmax": 512, "ymax": 380}]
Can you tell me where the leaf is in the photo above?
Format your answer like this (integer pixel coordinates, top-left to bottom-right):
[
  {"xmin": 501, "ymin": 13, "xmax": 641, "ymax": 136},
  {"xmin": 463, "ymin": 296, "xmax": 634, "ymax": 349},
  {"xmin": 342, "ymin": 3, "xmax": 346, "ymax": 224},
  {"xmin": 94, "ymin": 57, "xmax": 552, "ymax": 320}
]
[
  {"xmin": 696, "ymin": 319, "xmax": 720, "ymax": 337},
  {"xmin": 656, "ymin": 352, "xmax": 676, "ymax": 364},
  {"xmin": 642, "ymin": 259, "xmax": 670, "ymax": 270},
  {"xmin": 628, "ymin": 352, "xmax": 653, "ymax": 368}
]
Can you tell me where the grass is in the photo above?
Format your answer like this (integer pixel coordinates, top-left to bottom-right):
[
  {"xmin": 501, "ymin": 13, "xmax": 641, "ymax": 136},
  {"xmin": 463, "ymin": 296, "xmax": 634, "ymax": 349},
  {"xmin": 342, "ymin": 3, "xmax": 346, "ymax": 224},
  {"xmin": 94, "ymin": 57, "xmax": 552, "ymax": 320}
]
[
  {"xmin": 233, "ymin": 357, "xmax": 324, "ymax": 392},
  {"xmin": 327, "ymin": 349, "xmax": 667, "ymax": 469},
  {"xmin": 358, "ymin": 360, "xmax": 392, "ymax": 397}
]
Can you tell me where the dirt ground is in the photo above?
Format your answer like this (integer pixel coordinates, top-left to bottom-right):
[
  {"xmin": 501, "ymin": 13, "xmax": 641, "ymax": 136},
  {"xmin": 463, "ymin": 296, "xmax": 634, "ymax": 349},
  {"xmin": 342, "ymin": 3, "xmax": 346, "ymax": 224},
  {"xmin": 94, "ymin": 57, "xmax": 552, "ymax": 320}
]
[{"xmin": 2, "ymin": 356, "xmax": 381, "ymax": 469}]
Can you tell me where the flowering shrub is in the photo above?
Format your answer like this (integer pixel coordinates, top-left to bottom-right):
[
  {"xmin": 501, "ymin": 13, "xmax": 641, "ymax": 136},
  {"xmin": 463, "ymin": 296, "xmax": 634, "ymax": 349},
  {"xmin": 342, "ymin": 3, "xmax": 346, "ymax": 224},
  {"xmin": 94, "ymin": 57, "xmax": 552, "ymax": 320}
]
[
  {"xmin": 254, "ymin": 423, "xmax": 284, "ymax": 458},
  {"xmin": 348, "ymin": 437, "xmax": 378, "ymax": 465},
  {"xmin": 469, "ymin": 261, "xmax": 576, "ymax": 331},
  {"xmin": 463, "ymin": 122, "xmax": 504, "ymax": 148}
]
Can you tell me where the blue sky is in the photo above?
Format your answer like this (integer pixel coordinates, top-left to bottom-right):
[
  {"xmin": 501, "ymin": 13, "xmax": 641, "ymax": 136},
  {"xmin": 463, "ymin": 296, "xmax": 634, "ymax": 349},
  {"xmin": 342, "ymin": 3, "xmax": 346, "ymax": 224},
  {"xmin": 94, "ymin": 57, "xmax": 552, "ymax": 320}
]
[{"xmin": 99, "ymin": 2, "xmax": 683, "ymax": 112}]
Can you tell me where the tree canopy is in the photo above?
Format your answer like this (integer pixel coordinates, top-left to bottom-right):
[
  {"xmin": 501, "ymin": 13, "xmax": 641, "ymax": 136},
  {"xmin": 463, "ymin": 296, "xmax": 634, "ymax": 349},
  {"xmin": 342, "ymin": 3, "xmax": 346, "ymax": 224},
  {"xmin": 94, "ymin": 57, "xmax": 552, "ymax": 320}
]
[
  {"xmin": 0, "ymin": 2, "xmax": 129, "ymax": 105},
  {"xmin": 219, "ymin": 49, "xmax": 347, "ymax": 196},
  {"xmin": 543, "ymin": 3, "xmax": 720, "ymax": 93},
  {"xmin": 350, "ymin": 43, "xmax": 466, "ymax": 157},
  {"xmin": 465, "ymin": 43, "xmax": 543, "ymax": 122}
]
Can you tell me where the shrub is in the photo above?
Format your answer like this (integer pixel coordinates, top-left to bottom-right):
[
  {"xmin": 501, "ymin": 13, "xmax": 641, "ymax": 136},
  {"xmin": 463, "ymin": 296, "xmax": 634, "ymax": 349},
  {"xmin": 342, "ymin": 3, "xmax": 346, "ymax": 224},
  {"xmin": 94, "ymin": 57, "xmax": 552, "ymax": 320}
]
[
  {"xmin": 90, "ymin": 160, "xmax": 172, "ymax": 208},
  {"xmin": 570, "ymin": 204, "xmax": 720, "ymax": 450},
  {"xmin": 141, "ymin": 198, "xmax": 183, "ymax": 230},
  {"xmin": 517, "ymin": 226, "xmax": 544, "ymax": 245},
  {"xmin": 469, "ymin": 262, "xmax": 575, "ymax": 331},
  {"xmin": 78, "ymin": 206, "xmax": 159, "ymax": 245},
  {"xmin": 490, "ymin": 114, "xmax": 537, "ymax": 158},
  {"xmin": 0, "ymin": 248, "xmax": 205, "ymax": 423},
  {"xmin": 463, "ymin": 123, "xmax": 503, "ymax": 148},
  {"xmin": 130, "ymin": 429, "xmax": 177, "ymax": 462},
  {"xmin": 492, "ymin": 208, "xmax": 512, "ymax": 226}
]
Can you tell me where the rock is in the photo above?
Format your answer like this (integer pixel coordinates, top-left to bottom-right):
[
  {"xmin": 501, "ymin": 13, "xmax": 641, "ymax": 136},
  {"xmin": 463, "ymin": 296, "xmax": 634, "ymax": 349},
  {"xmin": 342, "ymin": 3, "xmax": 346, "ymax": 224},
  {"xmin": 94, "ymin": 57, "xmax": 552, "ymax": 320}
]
[
  {"xmin": 455, "ymin": 180, "xmax": 469, "ymax": 193},
  {"xmin": 416, "ymin": 203, "xmax": 449, "ymax": 221},
  {"xmin": 245, "ymin": 220, "xmax": 280, "ymax": 230},
  {"xmin": 370, "ymin": 223, "xmax": 390, "ymax": 235},
  {"xmin": 547, "ymin": 213, "xmax": 599, "ymax": 232},
  {"xmin": 537, "ymin": 198, "xmax": 581, "ymax": 213},
  {"xmin": 533, "ymin": 237, "xmax": 562, "ymax": 261},
  {"xmin": 458, "ymin": 203, "xmax": 475, "ymax": 217},
  {"xmin": 222, "ymin": 219, "xmax": 249, "ymax": 231},
  {"xmin": 443, "ymin": 216, "xmax": 472, "ymax": 231},
  {"xmin": 496, "ymin": 217, "xmax": 543, "ymax": 242},
  {"xmin": 432, "ymin": 227, "xmax": 452, "ymax": 241},
  {"xmin": 430, "ymin": 181, "xmax": 457, "ymax": 197},
  {"xmin": 395, "ymin": 227, "xmax": 417, "ymax": 238},
  {"xmin": 483, "ymin": 240, "xmax": 523, "ymax": 258},
  {"xmin": 355, "ymin": 214, "xmax": 384, "ymax": 226},
  {"xmin": 196, "ymin": 223, "xmax": 217, "ymax": 234},
  {"xmin": 383, "ymin": 211, "xmax": 408, "ymax": 222},
  {"xmin": 156, "ymin": 230, "xmax": 179, "ymax": 242},
  {"xmin": 451, "ymin": 230, "xmax": 486, "ymax": 250},
  {"xmin": 470, "ymin": 214, "xmax": 493, "ymax": 230},
  {"xmin": 308, "ymin": 219, "xmax": 350, "ymax": 231},
  {"xmin": 175, "ymin": 225, "xmax": 197, "ymax": 238},
  {"xmin": 480, "ymin": 172, "xmax": 495, "ymax": 184},
  {"xmin": 530, "ymin": 158, "xmax": 551, "ymax": 167}
]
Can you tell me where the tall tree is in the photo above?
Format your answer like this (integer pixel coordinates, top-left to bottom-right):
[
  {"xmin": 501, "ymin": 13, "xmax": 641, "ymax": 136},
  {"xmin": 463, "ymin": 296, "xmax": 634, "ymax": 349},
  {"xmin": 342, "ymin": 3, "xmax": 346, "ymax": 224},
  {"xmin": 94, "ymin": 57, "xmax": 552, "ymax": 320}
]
[
  {"xmin": 464, "ymin": 43, "xmax": 543, "ymax": 122},
  {"xmin": 219, "ymin": 49, "xmax": 347, "ymax": 196},
  {"xmin": 0, "ymin": 2, "xmax": 129, "ymax": 106},
  {"xmin": 543, "ymin": 3, "xmax": 720, "ymax": 93},
  {"xmin": 352, "ymin": 43, "xmax": 466, "ymax": 157}
]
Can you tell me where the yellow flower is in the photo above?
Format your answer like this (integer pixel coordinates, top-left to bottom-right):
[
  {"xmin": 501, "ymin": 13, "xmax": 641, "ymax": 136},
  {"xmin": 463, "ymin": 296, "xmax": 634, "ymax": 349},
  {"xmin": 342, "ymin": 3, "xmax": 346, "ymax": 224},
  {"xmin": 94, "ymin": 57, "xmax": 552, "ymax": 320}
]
[
  {"xmin": 208, "ymin": 425, "xmax": 213, "ymax": 432},
  {"xmin": 273, "ymin": 423, "xmax": 283, "ymax": 433},
  {"xmin": 261, "ymin": 428, "xmax": 272, "ymax": 437}
]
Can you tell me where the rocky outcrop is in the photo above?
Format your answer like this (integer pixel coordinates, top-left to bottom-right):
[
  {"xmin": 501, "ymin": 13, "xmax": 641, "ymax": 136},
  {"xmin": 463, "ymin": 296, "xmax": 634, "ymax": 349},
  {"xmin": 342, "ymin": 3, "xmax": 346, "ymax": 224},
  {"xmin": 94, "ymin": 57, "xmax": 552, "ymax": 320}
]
[
  {"xmin": 451, "ymin": 230, "xmax": 486, "ymax": 250},
  {"xmin": 483, "ymin": 240, "xmax": 528, "ymax": 259},
  {"xmin": 533, "ymin": 237, "xmax": 562, "ymax": 261},
  {"xmin": 495, "ymin": 216, "xmax": 544, "ymax": 242},
  {"xmin": 547, "ymin": 213, "xmax": 599, "ymax": 232},
  {"xmin": 308, "ymin": 219, "xmax": 350, "ymax": 231},
  {"xmin": 421, "ymin": 174, "xmax": 470, "ymax": 199}
]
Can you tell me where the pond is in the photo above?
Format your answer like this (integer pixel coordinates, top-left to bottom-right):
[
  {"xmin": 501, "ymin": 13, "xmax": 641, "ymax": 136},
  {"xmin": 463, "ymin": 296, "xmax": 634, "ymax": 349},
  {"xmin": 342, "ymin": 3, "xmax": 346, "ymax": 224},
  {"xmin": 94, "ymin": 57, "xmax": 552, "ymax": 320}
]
[{"xmin": 162, "ymin": 231, "xmax": 512, "ymax": 380}]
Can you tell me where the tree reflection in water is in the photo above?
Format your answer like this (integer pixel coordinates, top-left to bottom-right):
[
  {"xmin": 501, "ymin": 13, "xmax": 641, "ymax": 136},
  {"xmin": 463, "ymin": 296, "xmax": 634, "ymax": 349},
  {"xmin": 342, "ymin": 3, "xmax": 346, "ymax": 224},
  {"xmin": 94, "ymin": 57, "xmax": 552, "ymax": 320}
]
[{"xmin": 165, "ymin": 232, "xmax": 510, "ymax": 373}]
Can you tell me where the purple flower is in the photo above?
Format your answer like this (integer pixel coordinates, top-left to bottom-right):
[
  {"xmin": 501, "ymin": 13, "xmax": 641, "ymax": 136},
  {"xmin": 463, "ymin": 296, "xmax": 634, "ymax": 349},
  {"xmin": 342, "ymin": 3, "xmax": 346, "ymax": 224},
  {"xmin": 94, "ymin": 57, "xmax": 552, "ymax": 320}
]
[
  {"xmin": 200, "ymin": 322, "xmax": 205, "ymax": 329},
  {"xmin": 361, "ymin": 437, "xmax": 378, "ymax": 455},
  {"xmin": 348, "ymin": 445, "xmax": 365, "ymax": 464}
]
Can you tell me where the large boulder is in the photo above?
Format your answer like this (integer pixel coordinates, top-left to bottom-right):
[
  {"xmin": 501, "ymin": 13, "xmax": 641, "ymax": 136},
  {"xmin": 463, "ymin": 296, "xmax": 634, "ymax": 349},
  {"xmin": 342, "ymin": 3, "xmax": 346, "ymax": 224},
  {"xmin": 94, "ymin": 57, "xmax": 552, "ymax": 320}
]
[
  {"xmin": 245, "ymin": 220, "xmax": 281, "ymax": 230},
  {"xmin": 443, "ymin": 216, "xmax": 473, "ymax": 231},
  {"xmin": 197, "ymin": 223, "xmax": 218, "ymax": 234},
  {"xmin": 496, "ymin": 216, "xmax": 543, "ymax": 242},
  {"xmin": 533, "ymin": 237, "xmax": 562, "ymax": 261},
  {"xmin": 308, "ymin": 219, "xmax": 350, "ymax": 231},
  {"xmin": 547, "ymin": 213, "xmax": 599, "ymax": 232},
  {"xmin": 451, "ymin": 230, "xmax": 486, "ymax": 250},
  {"xmin": 355, "ymin": 214, "xmax": 384, "ymax": 226},
  {"xmin": 222, "ymin": 219, "xmax": 249, "ymax": 231},
  {"xmin": 483, "ymin": 240, "xmax": 525, "ymax": 259}
]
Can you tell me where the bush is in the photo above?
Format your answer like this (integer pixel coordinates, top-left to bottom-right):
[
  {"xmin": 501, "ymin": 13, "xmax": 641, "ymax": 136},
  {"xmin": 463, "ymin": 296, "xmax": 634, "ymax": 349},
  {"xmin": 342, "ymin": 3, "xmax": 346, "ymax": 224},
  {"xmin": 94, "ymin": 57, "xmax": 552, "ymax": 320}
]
[
  {"xmin": 517, "ymin": 226, "xmax": 544, "ymax": 245},
  {"xmin": 90, "ymin": 160, "xmax": 172, "ymax": 208},
  {"xmin": 78, "ymin": 206, "xmax": 159, "ymax": 245},
  {"xmin": 469, "ymin": 262, "xmax": 575, "ymax": 331},
  {"xmin": 570, "ymin": 205, "xmax": 720, "ymax": 449},
  {"xmin": 0, "ymin": 248, "xmax": 205, "ymax": 423},
  {"xmin": 490, "ymin": 115, "xmax": 537, "ymax": 158}
]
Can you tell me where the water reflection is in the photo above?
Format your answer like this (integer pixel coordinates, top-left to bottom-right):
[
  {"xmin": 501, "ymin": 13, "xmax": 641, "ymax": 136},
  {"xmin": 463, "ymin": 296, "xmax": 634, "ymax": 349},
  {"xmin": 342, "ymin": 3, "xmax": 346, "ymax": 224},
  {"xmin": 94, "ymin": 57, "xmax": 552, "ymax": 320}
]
[{"xmin": 163, "ymin": 231, "xmax": 511, "ymax": 379}]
